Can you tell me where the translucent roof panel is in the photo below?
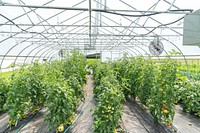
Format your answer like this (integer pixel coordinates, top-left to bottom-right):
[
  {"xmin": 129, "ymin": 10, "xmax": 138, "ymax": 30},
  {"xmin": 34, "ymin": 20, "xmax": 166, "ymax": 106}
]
[{"xmin": 0, "ymin": 0, "xmax": 200, "ymax": 69}]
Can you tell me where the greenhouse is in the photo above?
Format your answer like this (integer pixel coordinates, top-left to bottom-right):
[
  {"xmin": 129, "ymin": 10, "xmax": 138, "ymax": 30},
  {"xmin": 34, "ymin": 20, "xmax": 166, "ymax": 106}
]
[{"xmin": 0, "ymin": 0, "xmax": 200, "ymax": 133}]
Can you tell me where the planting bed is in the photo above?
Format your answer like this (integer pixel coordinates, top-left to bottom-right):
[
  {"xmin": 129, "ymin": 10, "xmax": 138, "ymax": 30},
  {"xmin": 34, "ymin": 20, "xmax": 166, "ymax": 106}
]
[{"xmin": 0, "ymin": 75, "xmax": 200, "ymax": 133}]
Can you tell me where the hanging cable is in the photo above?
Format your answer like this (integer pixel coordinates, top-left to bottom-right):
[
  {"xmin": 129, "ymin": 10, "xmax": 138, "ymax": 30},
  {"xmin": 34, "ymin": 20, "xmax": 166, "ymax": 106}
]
[
  {"xmin": 126, "ymin": 16, "xmax": 185, "ymax": 43},
  {"xmin": 110, "ymin": 15, "xmax": 185, "ymax": 50},
  {"xmin": 103, "ymin": 10, "xmax": 161, "ymax": 17},
  {"xmin": 169, "ymin": 9, "xmax": 193, "ymax": 12}
]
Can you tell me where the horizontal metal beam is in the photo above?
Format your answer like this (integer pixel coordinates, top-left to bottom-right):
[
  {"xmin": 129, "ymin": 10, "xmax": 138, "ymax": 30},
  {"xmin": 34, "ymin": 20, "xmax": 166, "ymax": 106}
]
[
  {"xmin": 0, "ymin": 2, "xmax": 192, "ymax": 14},
  {"xmin": 13, "ymin": 37, "xmax": 154, "ymax": 40},
  {"xmin": 31, "ymin": 42, "xmax": 151, "ymax": 45},
  {"xmin": 0, "ymin": 31, "xmax": 182, "ymax": 37},
  {"xmin": 0, "ymin": 55, "xmax": 46, "ymax": 58},
  {"xmin": 0, "ymin": 23, "xmax": 183, "ymax": 29}
]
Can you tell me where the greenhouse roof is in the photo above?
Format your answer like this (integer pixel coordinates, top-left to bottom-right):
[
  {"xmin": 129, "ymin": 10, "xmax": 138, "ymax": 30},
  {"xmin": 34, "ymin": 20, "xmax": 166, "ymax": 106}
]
[{"xmin": 0, "ymin": 0, "xmax": 200, "ymax": 69}]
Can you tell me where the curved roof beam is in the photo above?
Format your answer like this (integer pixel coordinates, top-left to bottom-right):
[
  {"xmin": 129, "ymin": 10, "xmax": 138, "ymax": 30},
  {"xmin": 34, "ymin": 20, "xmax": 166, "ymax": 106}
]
[
  {"xmin": 0, "ymin": 0, "xmax": 87, "ymax": 44},
  {"xmin": 92, "ymin": 0, "xmax": 183, "ymax": 50},
  {"xmin": 30, "ymin": 45, "xmax": 59, "ymax": 64},
  {"xmin": 0, "ymin": 3, "xmax": 87, "ymax": 70},
  {"xmin": 15, "ymin": 18, "xmax": 89, "ymax": 66},
  {"xmin": 89, "ymin": 15, "xmax": 154, "ymax": 50},
  {"xmin": 0, "ymin": 0, "xmax": 55, "ymax": 27},
  {"xmin": 17, "ymin": 0, "xmax": 63, "ymax": 41},
  {"xmin": 119, "ymin": 0, "xmax": 183, "ymax": 36},
  {"xmin": 23, "ymin": 44, "xmax": 48, "ymax": 65},
  {"xmin": 37, "ymin": 47, "xmax": 58, "ymax": 62}
]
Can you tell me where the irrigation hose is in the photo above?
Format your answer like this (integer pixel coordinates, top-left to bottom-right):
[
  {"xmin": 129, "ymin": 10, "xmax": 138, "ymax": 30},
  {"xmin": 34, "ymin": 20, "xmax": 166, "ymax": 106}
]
[
  {"xmin": 64, "ymin": 97, "xmax": 94, "ymax": 133},
  {"xmin": 15, "ymin": 113, "xmax": 36, "ymax": 133},
  {"xmin": 126, "ymin": 102, "xmax": 150, "ymax": 133},
  {"xmin": 13, "ymin": 98, "xmax": 93, "ymax": 133}
]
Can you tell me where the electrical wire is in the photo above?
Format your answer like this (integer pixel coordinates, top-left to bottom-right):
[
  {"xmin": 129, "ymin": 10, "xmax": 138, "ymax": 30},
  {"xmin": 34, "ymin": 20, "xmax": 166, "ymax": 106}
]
[
  {"xmin": 125, "ymin": 16, "xmax": 185, "ymax": 44},
  {"xmin": 98, "ymin": 8, "xmax": 192, "ymax": 18},
  {"xmin": 169, "ymin": 9, "xmax": 193, "ymax": 12},
  {"xmin": 110, "ymin": 15, "xmax": 185, "ymax": 50},
  {"xmin": 103, "ymin": 10, "xmax": 161, "ymax": 17},
  {"xmin": 0, "ymin": 13, "xmax": 48, "ymax": 40}
]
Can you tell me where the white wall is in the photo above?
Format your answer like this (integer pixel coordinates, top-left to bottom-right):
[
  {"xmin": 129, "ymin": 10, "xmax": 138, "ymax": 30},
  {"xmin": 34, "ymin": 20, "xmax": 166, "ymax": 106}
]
[{"xmin": 101, "ymin": 50, "xmax": 122, "ymax": 62}]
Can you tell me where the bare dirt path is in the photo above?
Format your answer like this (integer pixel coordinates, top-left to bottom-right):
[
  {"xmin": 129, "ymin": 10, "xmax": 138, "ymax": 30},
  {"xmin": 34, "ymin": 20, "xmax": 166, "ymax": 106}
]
[
  {"xmin": 173, "ymin": 105, "xmax": 200, "ymax": 133},
  {"xmin": 69, "ymin": 75, "xmax": 95, "ymax": 133}
]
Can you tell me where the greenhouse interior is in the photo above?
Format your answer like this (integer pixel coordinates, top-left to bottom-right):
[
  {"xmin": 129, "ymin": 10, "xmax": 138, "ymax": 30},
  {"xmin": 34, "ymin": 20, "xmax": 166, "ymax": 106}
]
[{"xmin": 0, "ymin": 0, "xmax": 200, "ymax": 133}]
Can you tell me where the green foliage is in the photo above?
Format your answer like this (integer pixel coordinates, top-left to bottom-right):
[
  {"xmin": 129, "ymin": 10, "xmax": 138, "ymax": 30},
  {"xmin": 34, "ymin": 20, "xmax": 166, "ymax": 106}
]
[
  {"xmin": 4, "ymin": 63, "xmax": 47, "ymax": 123},
  {"xmin": 126, "ymin": 57, "xmax": 144, "ymax": 99},
  {"xmin": 92, "ymin": 64, "xmax": 124, "ymax": 133},
  {"xmin": 148, "ymin": 58, "xmax": 177, "ymax": 124},
  {"xmin": 182, "ymin": 83, "xmax": 200, "ymax": 117},
  {"xmin": 112, "ymin": 56, "xmax": 178, "ymax": 125},
  {"xmin": 87, "ymin": 59, "xmax": 100, "ymax": 68},
  {"xmin": 0, "ymin": 71, "xmax": 14, "ymax": 78},
  {"xmin": 44, "ymin": 81, "xmax": 76, "ymax": 130},
  {"xmin": 112, "ymin": 58, "xmax": 131, "ymax": 98},
  {"xmin": 0, "ymin": 76, "xmax": 9, "ymax": 112},
  {"xmin": 92, "ymin": 51, "xmax": 200, "ymax": 129},
  {"xmin": 174, "ymin": 74, "xmax": 200, "ymax": 117},
  {"xmin": 3, "ymin": 50, "xmax": 87, "ymax": 130},
  {"xmin": 181, "ymin": 71, "xmax": 200, "ymax": 81},
  {"xmin": 68, "ymin": 76, "xmax": 84, "ymax": 101},
  {"xmin": 137, "ymin": 58, "xmax": 154, "ymax": 106},
  {"xmin": 44, "ymin": 51, "xmax": 87, "ymax": 129},
  {"xmin": 63, "ymin": 50, "xmax": 87, "ymax": 86},
  {"xmin": 92, "ymin": 62, "xmax": 113, "ymax": 88}
]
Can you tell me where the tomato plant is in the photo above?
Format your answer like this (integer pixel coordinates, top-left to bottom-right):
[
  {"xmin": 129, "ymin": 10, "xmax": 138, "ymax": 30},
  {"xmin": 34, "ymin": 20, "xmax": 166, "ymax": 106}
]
[
  {"xmin": 4, "ymin": 63, "xmax": 47, "ymax": 124},
  {"xmin": 3, "ymin": 50, "xmax": 87, "ymax": 130},
  {"xmin": 112, "ymin": 58, "xmax": 131, "ymax": 98},
  {"xmin": 111, "ymin": 55, "xmax": 178, "ymax": 125},
  {"xmin": 92, "ymin": 62, "xmax": 113, "ymax": 89},
  {"xmin": 44, "ymin": 81, "xmax": 76, "ymax": 130},
  {"xmin": 174, "ymin": 73, "xmax": 200, "ymax": 117},
  {"xmin": 126, "ymin": 57, "xmax": 144, "ymax": 99},
  {"xmin": 44, "ymin": 51, "xmax": 87, "ymax": 130},
  {"xmin": 62, "ymin": 50, "xmax": 87, "ymax": 86},
  {"xmin": 0, "ymin": 76, "xmax": 9, "ymax": 112},
  {"xmin": 137, "ymin": 57, "xmax": 154, "ymax": 106},
  {"xmin": 93, "ymin": 74, "xmax": 124, "ymax": 133},
  {"xmin": 148, "ymin": 58, "xmax": 177, "ymax": 124},
  {"xmin": 92, "ymin": 62, "xmax": 125, "ymax": 132}
]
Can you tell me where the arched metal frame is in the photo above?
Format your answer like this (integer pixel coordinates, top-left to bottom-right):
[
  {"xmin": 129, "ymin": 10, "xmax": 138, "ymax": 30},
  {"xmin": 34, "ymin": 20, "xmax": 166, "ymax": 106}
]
[
  {"xmin": 0, "ymin": 1, "xmax": 88, "ymax": 70},
  {"xmin": 14, "ymin": 14, "xmax": 89, "ymax": 66},
  {"xmin": 0, "ymin": 0, "xmax": 195, "ymax": 76}
]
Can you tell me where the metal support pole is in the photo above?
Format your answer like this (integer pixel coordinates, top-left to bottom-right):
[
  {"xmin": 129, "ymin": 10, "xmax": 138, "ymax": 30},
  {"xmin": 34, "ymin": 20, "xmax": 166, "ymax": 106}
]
[{"xmin": 89, "ymin": 0, "xmax": 92, "ymax": 47}]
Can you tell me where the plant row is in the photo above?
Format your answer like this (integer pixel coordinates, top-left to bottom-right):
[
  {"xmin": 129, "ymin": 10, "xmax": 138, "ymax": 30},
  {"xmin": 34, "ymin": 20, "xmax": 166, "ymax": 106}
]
[
  {"xmin": 92, "ymin": 62, "xmax": 125, "ymax": 133},
  {"xmin": 111, "ymin": 56, "xmax": 177, "ymax": 126},
  {"xmin": 90, "ymin": 54, "xmax": 199, "ymax": 130},
  {"xmin": 178, "ymin": 69, "xmax": 200, "ymax": 81},
  {"xmin": 0, "ymin": 50, "xmax": 87, "ymax": 132},
  {"xmin": 174, "ymin": 74, "xmax": 200, "ymax": 117}
]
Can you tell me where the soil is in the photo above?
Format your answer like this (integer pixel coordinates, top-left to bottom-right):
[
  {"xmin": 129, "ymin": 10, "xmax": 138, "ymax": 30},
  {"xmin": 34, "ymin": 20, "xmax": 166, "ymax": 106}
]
[
  {"xmin": 0, "ymin": 112, "xmax": 9, "ymax": 133},
  {"xmin": 173, "ymin": 104, "xmax": 200, "ymax": 133},
  {"xmin": 69, "ymin": 75, "xmax": 95, "ymax": 133}
]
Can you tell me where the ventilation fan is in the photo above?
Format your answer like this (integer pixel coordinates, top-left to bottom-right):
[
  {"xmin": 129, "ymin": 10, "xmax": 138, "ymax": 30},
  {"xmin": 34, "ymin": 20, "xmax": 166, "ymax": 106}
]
[{"xmin": 149, "ymin": 38, "xmax": 164, "ymax": 56}]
